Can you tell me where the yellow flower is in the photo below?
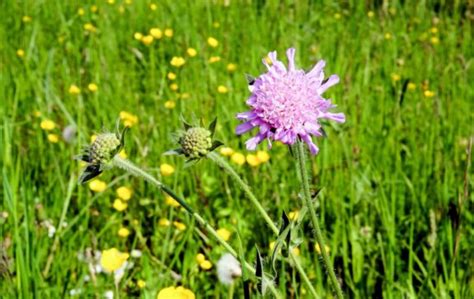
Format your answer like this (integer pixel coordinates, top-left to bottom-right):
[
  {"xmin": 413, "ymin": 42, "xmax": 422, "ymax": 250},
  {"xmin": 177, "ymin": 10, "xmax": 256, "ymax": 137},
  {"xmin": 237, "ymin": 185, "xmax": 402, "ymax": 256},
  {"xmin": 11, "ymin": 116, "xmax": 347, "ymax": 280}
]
[
  {"xmin": 334, "ymin": 13, "xmax": 341, "ymax": 19},
  {"xmin": 165, "ymin": 195, "xmax": 180, "ymax": 208},
  {"xmin": 137, "ymin": 279, "xmax": 146, "ymax": 289},
  {"xmin": 78, "ymin": 8, "xmax": 85, "ymax": 16},
  {"xmin": 84, "ymin": 23, "xmax": 96, "ymax": 32},
  {"xmin": 160, "ymin": 163, "xmax": 175, "ymax": 176},
  {"xmin": 150, "ymin": 28, "xmax": 162, "ymax": 39},
  {"xmin": 231, "ymin": 153, "xmax": 245, "ymax": 166},
  {"xmin": 119, "ymin": 149, "xmax": 127, "ymax": 159},
  {"xmin": 187, "ymin": 48, "xmax": 197, "ymax": 57},
  {"xmin": 113, "ymin": 199, "xmax": 128, "ymax": 211},
  {"xmin": 207, "ymin": 37, "xmax": 218, "ymax": 47},
  {"xmin": 100, "ymin": 248, "xmax": 129, "ymax": 273},
  {"xmin": 315, "ymin": 244, "xmax": 330, "ymax": 255},
  {"xmin": 227, "ymin": 63, "xmax": 237, "ymax": 72},
  {"xmin": 213, "ymin": 22, "xmax": 220, "ymax": 28},
  {"xmin": 170, "ymin": 56, "xmax": 185, "ymax": 67},
  {"xmin": 33, "ymin": 111, "xmax": 42, "ymax": 118},
  {"xmin": 173, "ymin": 221, "xmax": 186, "ymax": 231},
  {"xmin": 288, "ymin": 210, "xmax": 299, "ymax": 221},
  {"xmin": 69, "ymin": 84, "xmax": 81, "ymax": 95},
  {"xmin": 118, "ymin": 227, "xmax": 130, "ymax": 238},
  {"xmin": 125, "ymin": 0, "xmax": 133, "ymax": 4},
  {"xmin": 149, "ymin": 3, "xmax": 157, "ymax": 11},
  {"xmin": 159, "ymin": 218, "xmax": 170, "ymax": 227},
  {"xmin": 219, "ymin": 147, "xmax": 234, "ymax": 156},
  {"xmin": 256, "ymin": 151, "xmax": 270, "ymax": 163},
  {"xmin": 22, "ymin": 15, "xmax": 32, "ymax": 22},
  {"xmin": 167, "ymin": 72, "xmax": 177, "ymax": 80},
  {"xmin": 108, "ymin": 0, "xmax": 115, "ymax": 4},
  {"xmin": 170, "ymin": 83, "xmax": 179, "ymax": 91},
  {"xmin": 246, "ymin": 154, "xmax": 260, "ymax": 167},
  {"xmin": 391, "ymin": 73, "xmax": 401, "ymax": 82},
  {"xmin": 134, "ymin": 32, "xmax": 143, "ymax": 40},
  {"xmin": 407, "ymin": 82, "xmax": 416, "ymax": 91},
  {"xmin": 141, "ymin": 35, "xmax": 154, "ymax": 45},
  {"xmin": 292, "ymin": 247, "xmax": 301, "ymax": 256},
  {"xmin": 367, "ymin": 11, "xmax": 375, "ymax": 18},
  {"xmin": 116, "ymin": 186, "xmax": 132, "ymax": 201},
  {"xmin": 264, "ymin": 55, "xmax": 272, "ymax": 65},
  {"xmin": 40, "ymin": 119, "xmax": 56, "ymax": 131},
  {"xmin": 90, "ymin": 5, "xmax": 98, "ymax": 13},
  {"xmin": 47, "ymin": 134, "xmax": 59, "ymax": 143},
  {"xmin": 217, "ymin": 228, "xmax": 231, "ymax": 241},
  {"xmin": 424, "ymin": 90, "xmax": 435, "ymax": 98},
  {"xmin": 157, "ymin": 286, "xmax": 195, "ymax": 299},
  {"xmin": 196, "ymin": 253, "xmax": 206, "ymax": 264},
  {"xmin": 90, "ymin": 134, "xmax": 97, "ymax": 142},
  {"xmin": 217, "ymin": 85, "xmax": 228, "ymax": 94},
  {"xmin": 89, "ymin": 179, "xmax": 107, "ymax": 192},
  {"xmin": 384, "ymin": 33, "xmax": 392, "ymax": 40},
  {"xmin": 88, "ymin": 83, "xmax": 98, "ymax": 92},
  {"xmin": 180, "ymin": 93, "xmax": 190, "ymax": 99},
  {"xmin": 119, "ymin": 111, "xmax": 138, "ymax": 127},
  {"xmin": 430, "ymin": 27, "xmax": 439, "ymax": 34},
  {"xmin": 16, "ymin": 49, "xmax": 25, "ymax": 57},
  {"xmin": 269, "ymin": 241, "xmax": 276, "ymax": 251},
  {"xmin": 430, "ymin": 37, "xmax": 439, "ymax": 45},
  {"xmin": 199, "ymin": 260, "xmax": 212, "ymax": 270},
  {"xmin": 164, "ymin": 28, "xmax": 173, "ymax": 37},
  {"xmin": 164, "ymin": 100, "xmax": 176, "ymax": 109},
  {"xmin": 208, "ymin": 56, "xmax": 221, "ymax": 63}
]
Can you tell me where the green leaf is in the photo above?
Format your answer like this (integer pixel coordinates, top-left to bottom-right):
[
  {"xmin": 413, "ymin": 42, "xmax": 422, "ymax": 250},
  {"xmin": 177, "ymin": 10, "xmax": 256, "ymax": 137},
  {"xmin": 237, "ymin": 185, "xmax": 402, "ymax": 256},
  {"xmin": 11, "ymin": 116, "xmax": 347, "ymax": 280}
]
[
  {"xmin": 163, "ymin": 149, "xmax": 184, "ymax": 156},
  {"xmin": 209, "ymin": 140, "xmax": 224, "ymax": 152},
  {"xmin": 208, "ymin": 117, "xmax": 218, "ymax": 136},
  {"xmin": 255, "ymin": 246, "xmax": 264, "ymax": 295}
]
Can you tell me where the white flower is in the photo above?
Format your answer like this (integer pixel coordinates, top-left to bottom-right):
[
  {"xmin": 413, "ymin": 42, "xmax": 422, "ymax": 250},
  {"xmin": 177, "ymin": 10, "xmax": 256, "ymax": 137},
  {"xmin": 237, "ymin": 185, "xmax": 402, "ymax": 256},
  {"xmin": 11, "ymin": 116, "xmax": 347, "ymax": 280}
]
[
  {"xmin": 104, "ymin": 290, "xmax": 114, "ymax": 299},
  {"xmin": 131, "ymin": 249, "xmax": 142, "ymax": 258},
  {"xmin": 216, "ymin": 253, "xmax": 242, "ymax": 285},
  {"xmin": 69, "ymin": 288, "xmax": 82, "ymax": 296}
]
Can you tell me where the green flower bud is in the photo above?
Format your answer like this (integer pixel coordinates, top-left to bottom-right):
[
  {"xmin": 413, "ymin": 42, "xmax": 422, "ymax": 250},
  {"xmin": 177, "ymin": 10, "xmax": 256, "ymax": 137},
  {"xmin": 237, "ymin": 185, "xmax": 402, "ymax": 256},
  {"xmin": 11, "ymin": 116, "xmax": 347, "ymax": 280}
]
[
  {"xmin": 179, "ymin": 127, "xmax": 213, "ymax": 159},
  {"xmin": 90, "ymin": 133, "xmax": 121, "ymax": 164},
  {"xmin": 165, "ymin": 118, "xmax": 223, "ymax": 164},
  {"xmin": 77, "ymin": 124, "xmax": 128, "ymax": 184}
]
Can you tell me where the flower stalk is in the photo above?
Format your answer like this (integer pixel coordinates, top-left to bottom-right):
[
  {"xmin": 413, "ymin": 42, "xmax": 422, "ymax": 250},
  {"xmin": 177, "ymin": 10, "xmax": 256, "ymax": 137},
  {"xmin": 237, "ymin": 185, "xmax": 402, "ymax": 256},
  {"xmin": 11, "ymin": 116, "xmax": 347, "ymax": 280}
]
[
  {"xmin": 294, "ymin": 140, "xmax": 343, "ymax": 298},
  {"xmin": 207, "ymin": 151, "xmax": 319, "ymax": 298},
  {"xmin": 111, "ymin": 155, "xmax": 281, "ymax": 298}
]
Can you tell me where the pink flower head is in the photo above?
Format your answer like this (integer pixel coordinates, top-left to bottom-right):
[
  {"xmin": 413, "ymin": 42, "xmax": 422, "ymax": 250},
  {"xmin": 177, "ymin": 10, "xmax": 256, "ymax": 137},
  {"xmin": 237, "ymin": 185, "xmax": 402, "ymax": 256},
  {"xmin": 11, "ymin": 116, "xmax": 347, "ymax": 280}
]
[{"xmin": 235, "ymin": 48, "xmax": 345, "ymax": 155}]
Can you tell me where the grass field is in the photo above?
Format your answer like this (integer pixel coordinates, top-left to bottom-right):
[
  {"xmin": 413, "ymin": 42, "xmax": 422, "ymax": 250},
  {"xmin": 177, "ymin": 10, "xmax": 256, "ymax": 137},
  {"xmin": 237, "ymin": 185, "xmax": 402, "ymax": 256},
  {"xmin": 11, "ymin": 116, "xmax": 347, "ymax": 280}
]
[{"xmin": 1, "ymin": 0, "xmax": 473, "ymax": 298}]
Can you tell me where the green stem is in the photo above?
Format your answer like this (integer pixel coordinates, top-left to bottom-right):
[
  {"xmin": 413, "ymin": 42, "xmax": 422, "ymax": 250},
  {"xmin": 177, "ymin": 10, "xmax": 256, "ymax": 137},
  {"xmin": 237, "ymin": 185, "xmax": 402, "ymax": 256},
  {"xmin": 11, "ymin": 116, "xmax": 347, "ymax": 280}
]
[
  {"xmin": 111, "ymin": 156, "xmax": 281, "ymax": 299},
  {"xmin": 208, "ymin": 152, "xmax": 319, "ymax": 298},
  {"xmin": 294, "ymin": 141, "xmax": 343, "ymax": 298}
]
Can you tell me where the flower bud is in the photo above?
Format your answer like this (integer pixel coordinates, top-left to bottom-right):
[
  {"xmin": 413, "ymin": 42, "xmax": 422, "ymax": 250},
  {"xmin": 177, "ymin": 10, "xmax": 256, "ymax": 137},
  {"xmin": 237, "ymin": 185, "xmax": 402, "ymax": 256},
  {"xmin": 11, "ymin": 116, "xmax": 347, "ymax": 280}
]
[
  {"xmin": 179, "ymin": 127, "xmax": 212, "ymax": 159},
  {"xmin": 90, "ymin": 133, "xmax": 121, "ymax": 165}
]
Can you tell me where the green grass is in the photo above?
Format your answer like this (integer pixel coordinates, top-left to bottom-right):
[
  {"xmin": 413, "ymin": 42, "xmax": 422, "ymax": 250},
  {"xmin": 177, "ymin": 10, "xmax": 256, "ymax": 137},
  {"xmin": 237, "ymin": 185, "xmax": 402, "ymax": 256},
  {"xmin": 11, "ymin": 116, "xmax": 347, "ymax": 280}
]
[{"xmin": 1, "ymin": 0, "xmax": 473, "ymax": 298}]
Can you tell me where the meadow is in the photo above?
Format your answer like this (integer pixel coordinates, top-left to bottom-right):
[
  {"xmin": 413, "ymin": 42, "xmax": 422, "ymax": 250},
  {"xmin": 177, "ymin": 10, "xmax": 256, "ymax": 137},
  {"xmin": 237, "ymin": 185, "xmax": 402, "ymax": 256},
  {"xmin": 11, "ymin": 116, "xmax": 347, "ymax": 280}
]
[{"xmin": 1, "ymin": 0, "xmax": 473, "ymax": 298}]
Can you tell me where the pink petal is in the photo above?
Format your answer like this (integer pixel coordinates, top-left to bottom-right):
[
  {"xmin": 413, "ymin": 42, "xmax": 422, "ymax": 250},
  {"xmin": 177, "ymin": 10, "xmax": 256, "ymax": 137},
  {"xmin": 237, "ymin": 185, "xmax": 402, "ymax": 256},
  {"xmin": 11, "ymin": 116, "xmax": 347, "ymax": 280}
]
[
  {"xmin": 236, "ymin": 122, "xmax": 255, "ymax": 135},
  {"xmin": 286, "ymin": 48, "xmax": 296, "ymax": 71},
  {"xmin": 301, "ymin": 134, "xmax": 319, "ymax": 155},
  {"xmin": 318, "ymin": 75, "xmax": 340, "ymax": 94}
]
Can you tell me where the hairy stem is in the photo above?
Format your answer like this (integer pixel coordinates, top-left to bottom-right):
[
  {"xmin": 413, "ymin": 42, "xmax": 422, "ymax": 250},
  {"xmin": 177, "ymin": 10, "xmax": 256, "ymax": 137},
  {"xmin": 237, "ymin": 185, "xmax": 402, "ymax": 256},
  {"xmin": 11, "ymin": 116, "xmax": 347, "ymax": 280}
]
[
  {"xmin": 208, "ymin": 152, "xmax": 319, "ymax": 298},
  {"xmin": 295, "ymin": 141, "xmax": 343, "ymax": 298},
  {"xmin": 112, "ymin": 155, "xmax": 281, "ymax": 298}
]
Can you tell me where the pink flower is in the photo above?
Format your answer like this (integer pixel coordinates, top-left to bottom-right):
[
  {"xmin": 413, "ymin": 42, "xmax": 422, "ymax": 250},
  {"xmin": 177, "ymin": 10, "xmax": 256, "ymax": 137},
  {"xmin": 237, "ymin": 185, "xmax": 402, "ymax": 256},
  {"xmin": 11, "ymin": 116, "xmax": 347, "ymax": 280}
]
[{"xmin": 236, "ymin": 48, "xmax": 345, "ymax": 155}]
